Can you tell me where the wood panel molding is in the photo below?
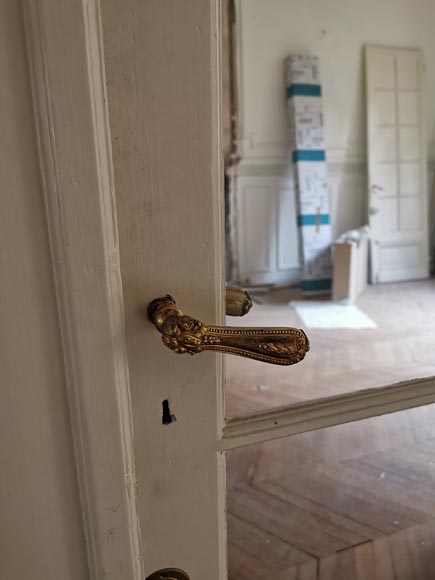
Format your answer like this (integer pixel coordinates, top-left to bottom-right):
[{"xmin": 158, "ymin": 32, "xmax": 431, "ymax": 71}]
[
  {"xmin": 23, "ymin": 1, "xmax": 143, "ymax": 578},
  {"xmin": 233, "ymin": 169, "xmax": 367, "ymax": 286}
]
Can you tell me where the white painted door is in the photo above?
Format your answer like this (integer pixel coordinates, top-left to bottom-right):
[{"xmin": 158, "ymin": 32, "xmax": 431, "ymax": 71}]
[
  {"xmin": 23, "ymin": 4, "xmax": 435, "ymax": 580},
  {"xmin": 102, "ymin": 14, "xmax": 435, "ymax": 578},
  {"xmin": 365, "ymin": 46, "xmax": 429, "ymax": 284}
]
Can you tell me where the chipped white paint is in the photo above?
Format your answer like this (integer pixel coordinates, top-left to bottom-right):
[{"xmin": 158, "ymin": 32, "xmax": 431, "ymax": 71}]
[{"xmin": 101, "ymin": 0, "xmax": 227, "ymax": 578}]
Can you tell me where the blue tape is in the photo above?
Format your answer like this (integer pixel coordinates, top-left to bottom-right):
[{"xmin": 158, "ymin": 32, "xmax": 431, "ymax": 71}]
[
  {"xmin": 292, "ymin": 150, "xmax": 325, "ymax": 163},
  {"xmin": 286, "ymin": 83, "xmax": 322, "ymax": 98},
  {"xmin": 301, "ymin": 279, "xmax": 332, "ymax": 292},
  {"xmin": 297, "ymin": 214, "xmax": 330, "ymax": 227}
]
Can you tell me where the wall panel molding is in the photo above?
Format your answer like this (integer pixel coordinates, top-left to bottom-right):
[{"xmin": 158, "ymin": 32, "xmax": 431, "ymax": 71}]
[{"xmin": 235, "ymin": 176, "xmax": 300, "ymax": 286}]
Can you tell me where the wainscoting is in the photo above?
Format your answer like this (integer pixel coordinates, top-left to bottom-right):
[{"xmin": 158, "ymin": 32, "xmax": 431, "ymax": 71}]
[{"xmin": 233, "ymin": 157, "xmax": 367, "ymax": 286}]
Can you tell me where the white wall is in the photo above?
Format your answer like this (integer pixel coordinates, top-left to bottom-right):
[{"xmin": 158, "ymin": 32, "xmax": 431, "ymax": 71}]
[
  {"xmin": 233, "ymin": 0, "xmax": 435, "ymax": 284},
  {"xmin": 238, "ymin": 0, "xmax": 435, "ymax": 163}
]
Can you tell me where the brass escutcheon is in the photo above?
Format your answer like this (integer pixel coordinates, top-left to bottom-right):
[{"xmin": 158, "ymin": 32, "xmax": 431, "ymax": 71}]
[{"xmin": 146, "ymin": 569, "xmax": 190, "ymax": 580}]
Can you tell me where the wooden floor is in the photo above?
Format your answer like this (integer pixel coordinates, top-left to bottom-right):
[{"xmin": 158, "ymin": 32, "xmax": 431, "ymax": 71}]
[
  {"xmin": 227, "ymin": 404, "xmax": 435, "ymax": 579},
  {"xmin": 226, "ymin": 280, "xmax": 435, "ymax": 417},
  {"xmin": 226, "ymin": 281, "xmax": 435, "ymax": 579}
]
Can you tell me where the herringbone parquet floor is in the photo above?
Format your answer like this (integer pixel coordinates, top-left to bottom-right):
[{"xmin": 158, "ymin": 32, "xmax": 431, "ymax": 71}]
[{"xmin": 227, "ymin": 406, "xmax": 435, "ymax": 579}]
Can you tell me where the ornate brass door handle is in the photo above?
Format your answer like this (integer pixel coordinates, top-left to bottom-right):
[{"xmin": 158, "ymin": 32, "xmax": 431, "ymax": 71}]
[{"xmin": 148, "ymin": 295, "xmax": 309, "ymax": 366}]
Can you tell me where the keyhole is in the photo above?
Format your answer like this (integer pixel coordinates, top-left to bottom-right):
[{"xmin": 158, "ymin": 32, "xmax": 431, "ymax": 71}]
[{"xmin": 162, "ymin": 399, "xmax": 176, "ymax": 425}]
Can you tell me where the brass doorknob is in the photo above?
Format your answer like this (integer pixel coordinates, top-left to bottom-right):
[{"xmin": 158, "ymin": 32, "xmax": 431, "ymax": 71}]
[
  {"xmin": 148, "ymin": 295, "xmax": 309, "ymax": 366},
  {"xmin": 225, "ymin": 285, "xmax": 253, "ymax": 316}
]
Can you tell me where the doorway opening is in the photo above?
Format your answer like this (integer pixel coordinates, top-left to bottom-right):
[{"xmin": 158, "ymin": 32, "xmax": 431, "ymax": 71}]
[{"xmin": 222, "ymin": 1, "xmax": 435, "ymax": 578}]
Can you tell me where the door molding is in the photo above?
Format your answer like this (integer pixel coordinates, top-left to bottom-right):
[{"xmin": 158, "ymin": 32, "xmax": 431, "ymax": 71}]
[
  {"xmin": 23, "ymin": 2, "xmax": 143, "ymax": 579},
  {"xmin": 223, "ymin": 375, "xmax": 435, "ymax": 449}
]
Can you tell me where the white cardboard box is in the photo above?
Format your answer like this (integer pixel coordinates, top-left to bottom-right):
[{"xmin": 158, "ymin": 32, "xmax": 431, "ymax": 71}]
[{"xmin": 332, "ymin": 237, "xmax": 369, "ymax": 303}]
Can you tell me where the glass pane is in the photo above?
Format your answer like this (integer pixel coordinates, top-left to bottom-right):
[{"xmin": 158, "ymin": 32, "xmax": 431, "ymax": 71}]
[
  {"xmin": 226, "ymin": 404, "xmax": 435, "ymax": 579},
  {"xmin": 223, "ymin": 0, "xmax": 435, "ymax": 417},
  {"xmin": 225, "ymin": 282, "xmax": 435, "ymax": 416}
]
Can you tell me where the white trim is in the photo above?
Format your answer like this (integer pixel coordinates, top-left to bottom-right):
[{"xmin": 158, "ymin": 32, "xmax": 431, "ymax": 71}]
[
  {"xmin": 221, "ymin": 375, "xmax": 435, "ymax": 449},
  {"xmin": 98, "ymin": 0, "xmax": 227, "ymax": 577},
  {"xmin": 233, "ymin": 0, "xmax": 245, "ymax": 161},
  {"xmin": 23, "ymin": 1, "xmax": 143, "ymax": 579},
  {"xmin": 213, "ymin": 0, "xmax": 228, "ymax": 573}
]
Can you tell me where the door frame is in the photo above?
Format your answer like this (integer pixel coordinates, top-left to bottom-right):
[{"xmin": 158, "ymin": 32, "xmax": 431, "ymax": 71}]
[
  {"xmin": 23, "ymin": 1, "xmax": 143, "ymax": 579},
  {"xmin": 24, "ymin": 1, "xmax": 435, "ymax": 580}
]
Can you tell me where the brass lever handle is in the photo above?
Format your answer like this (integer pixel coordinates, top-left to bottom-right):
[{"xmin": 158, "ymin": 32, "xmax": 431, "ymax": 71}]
[
  {"xmin": 225, "ymin": 286, "xmax": 253, "ymax": 316},
  {"xmin": 148, "ymin": 295, "xmax": 309, "ymax": 366}
]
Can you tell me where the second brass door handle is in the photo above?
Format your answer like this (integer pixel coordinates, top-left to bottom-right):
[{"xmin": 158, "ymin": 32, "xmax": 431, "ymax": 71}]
[
  {"xmin": 225, "ymin": 286, "xmax": 253, "ymax": 317},
  {"xmin": 148, "ymin": 295, "xmax": 309, "ymax": 366}
]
